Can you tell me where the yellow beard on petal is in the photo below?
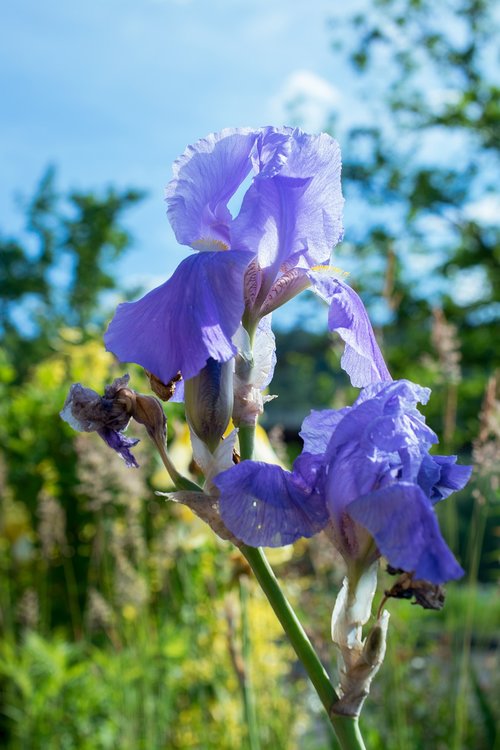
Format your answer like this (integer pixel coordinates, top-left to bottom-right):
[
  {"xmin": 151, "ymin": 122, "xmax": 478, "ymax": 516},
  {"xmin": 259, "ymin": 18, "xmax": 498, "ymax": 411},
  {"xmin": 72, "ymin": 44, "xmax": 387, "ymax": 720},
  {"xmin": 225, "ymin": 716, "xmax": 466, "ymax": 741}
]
[
  {"xmin": 192, "ymin": 238, "xmax": 230, "ymax": 252},
  {"xmin": 311, "ymin": 264, "xmax": 350, "ymax": 277}
]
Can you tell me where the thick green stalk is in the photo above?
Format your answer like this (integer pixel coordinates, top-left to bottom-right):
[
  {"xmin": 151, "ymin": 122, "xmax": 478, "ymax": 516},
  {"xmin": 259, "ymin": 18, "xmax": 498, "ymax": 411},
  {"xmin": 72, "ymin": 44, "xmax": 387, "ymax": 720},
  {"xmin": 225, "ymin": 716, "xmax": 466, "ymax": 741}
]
[
  {"xmin": 238, "ymin": 423, "xmax": 255, "ymax": 462},
  {"xmin": 239, "ymin": 578, "xmax": 261, "ymax": 750},
  {"xmin": 240, "ymin": 543, "xmax": 336, "ymax": 711},
  {"xmin": 238, "ymin": 423, "xmax": 367, "ymax": 750}
]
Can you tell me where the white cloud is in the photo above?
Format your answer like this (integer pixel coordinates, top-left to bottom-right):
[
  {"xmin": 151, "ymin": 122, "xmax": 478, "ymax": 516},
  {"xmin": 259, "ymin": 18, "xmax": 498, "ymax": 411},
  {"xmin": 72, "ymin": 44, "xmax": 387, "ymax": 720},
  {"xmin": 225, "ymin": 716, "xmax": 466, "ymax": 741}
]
[
  {"xmin": 270, "ymin": 70, "xmax": 340, "ymax": 132},
  {"xmin": 464, "ymin": 195, "xmax": 500, "ymax": 226}
]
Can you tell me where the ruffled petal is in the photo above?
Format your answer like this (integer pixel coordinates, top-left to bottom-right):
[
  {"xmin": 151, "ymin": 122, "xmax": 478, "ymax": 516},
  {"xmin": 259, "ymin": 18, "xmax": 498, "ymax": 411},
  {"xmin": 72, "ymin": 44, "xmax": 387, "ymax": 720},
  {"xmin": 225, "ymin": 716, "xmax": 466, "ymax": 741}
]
[
  {"xmin": 419, "ymin": 455, "xmax": 473, "ymax": 503},
  {"xmin": 215, "ymin": 461, "xmax": 329, "ymax": 547},
  {"xmin": 104, "ymin": 250, "xmax": 253, "ymax": 383},
  {"xmin": 347, "ymin": 482, "xmax": 464, "ymax": 583},
  {"xmin": 299, "ymin": 407, "xmax": 351, "ymax": 455},
  {"xmin": 231, "ymin": 129, "xmax": 344, "ymax": 295},
  {"xmin": 165, "ymin": 128, "xmax": 259, "ymax": 248},
  {"xmin": 309, "ymin": 272, "xmax": 391, "ymax": 387}
]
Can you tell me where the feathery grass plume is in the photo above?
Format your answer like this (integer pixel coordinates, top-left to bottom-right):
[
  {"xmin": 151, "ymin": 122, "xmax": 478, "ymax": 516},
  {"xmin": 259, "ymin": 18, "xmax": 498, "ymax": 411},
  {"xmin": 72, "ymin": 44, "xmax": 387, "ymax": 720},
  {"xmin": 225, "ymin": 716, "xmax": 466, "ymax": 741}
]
[
  {"xmin": 16, "ymin": 589, "xmax": 40, "ymax": 631},
  {"xmin": 431, "ymin": 307, "xmax": 462, "ymax": 385},
  {"xmin": 86, "ymin": 588, "xmax": 114, "ymax": 633},
  {"xmin": 472, "ymin": 373, "xmax": 500, "ymax": 504},
  {"xmin": 36, "ymin": 492, "xmax": 68, "ymax": 561}
]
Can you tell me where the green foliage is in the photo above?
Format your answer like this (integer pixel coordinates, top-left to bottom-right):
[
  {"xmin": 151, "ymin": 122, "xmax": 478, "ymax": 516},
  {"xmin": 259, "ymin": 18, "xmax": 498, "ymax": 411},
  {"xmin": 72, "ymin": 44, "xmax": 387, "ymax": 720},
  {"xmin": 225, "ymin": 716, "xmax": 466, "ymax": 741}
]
[
  {"xmin": 0, "ymin": 168, "xmax": 144, "ymax": 381},
  {"xmin": 327, "ymin": 0, "xmax": 499, "ymax": 433},
  {"xmin": 1, "ymin": 7, "xmax": 499, "ymax": 740}
]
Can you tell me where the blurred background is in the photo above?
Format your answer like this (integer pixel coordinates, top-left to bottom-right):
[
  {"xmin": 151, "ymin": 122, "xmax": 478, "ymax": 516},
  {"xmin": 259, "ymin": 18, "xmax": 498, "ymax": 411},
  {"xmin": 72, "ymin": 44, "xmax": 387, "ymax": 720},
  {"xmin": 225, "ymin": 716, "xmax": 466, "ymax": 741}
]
[{"xmin": 1, "ymin": 0, "xmax": 499, "ymax": 748}]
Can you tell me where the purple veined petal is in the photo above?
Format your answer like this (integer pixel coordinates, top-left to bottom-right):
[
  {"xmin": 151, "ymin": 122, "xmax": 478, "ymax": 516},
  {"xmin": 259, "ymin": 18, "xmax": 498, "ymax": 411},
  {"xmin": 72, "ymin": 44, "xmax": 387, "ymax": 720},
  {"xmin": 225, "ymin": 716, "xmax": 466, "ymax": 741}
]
[
  {"xmin": 104, "ymin": 250, "xmax": 254, "ymax": 384},
  {"xmin": 347, "ymin": 482, "xmax": 464, "ymax": 583},
  {"xmin": 419, "ymin": 455, "xmax": 473, "ymax": 503},
  {"xmin": 325, "ymin": 442, "xmax": 390, "ymax": 519},
  {"xmin": 250, "ymin": 127, "xmax": 294, "ymax": 179},
  {"xmin": 97, "ymin": 428, "xmax": 140, "ymax": 468},
  {"xmin": 165, "ymin": 128, "xmax": 259, "ymax": 249},
  {"xmin": 309, "ymin": 272, "xmax": 391, "ymax": 387},
  {"xmin": 353, "ymin": 381, "xmax": 437, "ymax": 458},
  {"xmin": 259, "ymin": 267, "xmax": 311, "ymax": 317},
  {"xmin": 299, "ymin": 407, "xmax": 351, "ymax": 455},
  {"xmin": 231, "ymin": 130, "xmax": 344, "ymax": 300},
  {"xmin": 215, "ymin": 461, "xmax": 329, "ymax": 547}
]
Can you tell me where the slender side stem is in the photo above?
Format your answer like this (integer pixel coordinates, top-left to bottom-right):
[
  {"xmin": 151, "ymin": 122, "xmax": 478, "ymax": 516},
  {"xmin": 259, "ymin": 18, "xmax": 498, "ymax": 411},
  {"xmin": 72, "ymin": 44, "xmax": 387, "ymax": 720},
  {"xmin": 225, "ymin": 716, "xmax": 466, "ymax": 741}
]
[{"xmin": 154, "ymin": 437, "xmax": 201, "ymax": 491}]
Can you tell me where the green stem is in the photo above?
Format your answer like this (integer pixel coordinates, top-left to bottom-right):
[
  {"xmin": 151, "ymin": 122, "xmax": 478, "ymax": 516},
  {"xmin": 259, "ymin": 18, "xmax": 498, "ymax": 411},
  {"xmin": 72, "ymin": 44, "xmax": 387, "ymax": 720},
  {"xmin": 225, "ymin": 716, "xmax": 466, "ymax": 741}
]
[
  {"xmin": 241, "ymin": 544, "xmax": 336, "ymax": 710},
  {"xmin": 238, "ymin": 423, "xmax": 255, "ymax": 462},
  {"xmin": 240, "ymin": 578, "xmax": 261, "ymax": 750},
  {"xmin": 238, "ymin": 421, "xmax": 366, "ymax": 750},
  {"xmin": 240, "ymin": 545, "xmax": 366, "ymax": 750}
]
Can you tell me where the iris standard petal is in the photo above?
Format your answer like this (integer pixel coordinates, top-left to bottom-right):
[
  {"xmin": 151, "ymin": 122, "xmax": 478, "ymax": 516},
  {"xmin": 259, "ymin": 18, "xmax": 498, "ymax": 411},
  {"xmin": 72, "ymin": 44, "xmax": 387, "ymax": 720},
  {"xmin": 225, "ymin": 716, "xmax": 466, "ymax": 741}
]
[
  {"xmin": 165, "ymin": 128, "xmax": 259, "ymax": 248},
  {"xmin": 215, "ymin": 461, "xmax": 329, "ymax": 547},
  {"xmin": 299, "ymin": 407, "xmax": 351, "ymax": 455},
  {"xmin": 231, "ymin": 130, "xmax": 344, "ymax": 296},
  {"xmin": 104, "ymin": 250, "xmax": 254, "ymax": 383},
  {"xmin": 347, "ymin": 482, "xmax": 464, "ymax": 583},
  {"xmin": 309, "ymin": 272, "xmax": 391, "ymax": 387}
]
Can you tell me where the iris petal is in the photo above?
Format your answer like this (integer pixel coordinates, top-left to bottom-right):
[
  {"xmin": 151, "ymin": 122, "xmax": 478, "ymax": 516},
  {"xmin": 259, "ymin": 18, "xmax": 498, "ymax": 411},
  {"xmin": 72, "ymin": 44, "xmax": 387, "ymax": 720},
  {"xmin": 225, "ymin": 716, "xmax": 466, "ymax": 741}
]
[
  {"xmin": 215, "ymin": 461, "xmax": 329, "ymax": 547},
  {"xmin": 165, "ymin": 128, "xmax": 259, "ymax": 248},
  {"xmin": 419, "ymin": 455, "xmax": 473, "ymax": 503},
  {"xmin": 299, "ymin": 408, "xmax": 351, "ymax": 455},
  {"xmin": 104, "ymin": 250, "xmax": 253, "ymax": 383},
  {"xmin": 231, "ymin": 130, "xmax": 344, "ymax": 296},
  {"xmin": 347, "ymin": 482, "xmax": 464, "ymax": 583},
  {"xmin": 309, "ymin": 272, "xmax": 391, "ymax": 387}
]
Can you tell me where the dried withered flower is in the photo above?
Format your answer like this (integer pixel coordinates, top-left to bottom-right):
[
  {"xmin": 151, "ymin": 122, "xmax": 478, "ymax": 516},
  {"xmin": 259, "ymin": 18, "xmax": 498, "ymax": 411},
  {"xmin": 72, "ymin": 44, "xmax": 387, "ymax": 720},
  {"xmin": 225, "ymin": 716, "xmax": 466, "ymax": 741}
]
[{"xmin": 384, "ymin": 566, "xmax": 445, "ymax": 610}]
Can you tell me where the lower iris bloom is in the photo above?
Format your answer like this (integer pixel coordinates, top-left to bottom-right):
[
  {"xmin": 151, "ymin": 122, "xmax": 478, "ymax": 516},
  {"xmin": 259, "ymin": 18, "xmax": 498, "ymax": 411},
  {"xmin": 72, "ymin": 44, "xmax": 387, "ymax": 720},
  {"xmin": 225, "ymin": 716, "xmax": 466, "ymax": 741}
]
[
  {"xmin": 214, "ymin": 380, "xmax": 472, "ymax": 584},
  {"xmin": 104, "ymin": 126, "xmax": 390, "ymax": 390}
]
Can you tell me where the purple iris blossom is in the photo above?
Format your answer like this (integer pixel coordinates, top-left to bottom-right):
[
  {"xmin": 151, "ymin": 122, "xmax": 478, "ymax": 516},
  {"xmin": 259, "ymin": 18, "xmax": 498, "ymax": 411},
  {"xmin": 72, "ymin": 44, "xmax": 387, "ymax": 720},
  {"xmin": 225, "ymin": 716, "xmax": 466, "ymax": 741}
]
[
  {"xmin": 214, "ymin": 380, "xmax": 472, "ymax": 584},
  {"xmin": 104, "ymin": 126, "xmax": 390, "ymax": 389}
]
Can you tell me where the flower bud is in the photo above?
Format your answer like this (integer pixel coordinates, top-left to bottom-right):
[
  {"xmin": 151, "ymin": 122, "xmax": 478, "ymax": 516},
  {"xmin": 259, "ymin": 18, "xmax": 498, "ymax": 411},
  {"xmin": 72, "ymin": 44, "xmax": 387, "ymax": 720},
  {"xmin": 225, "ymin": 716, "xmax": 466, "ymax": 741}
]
[{"xmin": 184, "ymin": 358, "xmax": 233, "ymax": 453}]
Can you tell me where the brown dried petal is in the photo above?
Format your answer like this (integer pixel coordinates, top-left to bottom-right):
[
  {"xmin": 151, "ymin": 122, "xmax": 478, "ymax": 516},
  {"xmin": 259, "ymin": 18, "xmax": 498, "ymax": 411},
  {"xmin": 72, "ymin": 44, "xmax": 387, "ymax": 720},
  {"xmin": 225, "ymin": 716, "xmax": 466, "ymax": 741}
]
[
  {"xmin": 385, "ymin": 568, "xmax": 445, "ymax": 610},
  {"xmin": 61, "ymin": 381, "xmax": 132, "ymax": 433},
  {"xmin": 145, "ymin": 370, "xmax": 182, "ymax": 402}
]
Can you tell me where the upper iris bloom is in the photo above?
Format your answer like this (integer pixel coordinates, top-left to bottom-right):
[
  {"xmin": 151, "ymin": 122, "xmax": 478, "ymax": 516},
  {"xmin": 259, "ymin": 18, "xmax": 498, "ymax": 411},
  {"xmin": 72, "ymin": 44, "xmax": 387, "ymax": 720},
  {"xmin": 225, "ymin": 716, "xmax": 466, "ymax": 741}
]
[
  {"xmin": 214, "ymin": 380, "xmax": 472, "ymax": 584},
  {"xmin": 105, "ymin": 127, "xmax": 390, "ymax": 389}
]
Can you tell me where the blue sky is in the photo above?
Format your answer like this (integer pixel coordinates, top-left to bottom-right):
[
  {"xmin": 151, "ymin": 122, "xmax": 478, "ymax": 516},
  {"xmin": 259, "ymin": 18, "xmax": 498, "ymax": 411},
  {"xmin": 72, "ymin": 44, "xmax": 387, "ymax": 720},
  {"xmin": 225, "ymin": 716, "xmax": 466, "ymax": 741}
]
[{"xmin": 1, "ymin": 0, "xmax": 350, "ymax": 295}]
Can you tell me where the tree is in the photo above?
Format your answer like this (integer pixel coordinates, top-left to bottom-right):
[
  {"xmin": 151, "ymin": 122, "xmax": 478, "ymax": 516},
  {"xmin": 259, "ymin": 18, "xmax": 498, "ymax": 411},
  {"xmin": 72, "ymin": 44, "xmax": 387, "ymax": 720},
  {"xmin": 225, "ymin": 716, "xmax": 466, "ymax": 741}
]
[{"xmin": 0, "ymin": 168, "xmax": 144, "ymax": 381}]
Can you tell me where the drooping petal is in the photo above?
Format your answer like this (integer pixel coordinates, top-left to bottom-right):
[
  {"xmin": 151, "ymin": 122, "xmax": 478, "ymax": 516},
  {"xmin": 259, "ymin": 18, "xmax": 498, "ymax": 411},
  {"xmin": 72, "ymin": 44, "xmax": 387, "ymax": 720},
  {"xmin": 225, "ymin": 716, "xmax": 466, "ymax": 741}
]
[
  {"xmin": 215, "ymin": 461, "xmax": 329, "ymax": 547},
  {"xmin": 97, "ymin": 427, "xmax": 139, "ymax": 468},
  {"xmin": 347, "ymin": 482, "xmax": 464, "ymax": 583},
  {"xmin": 231, "ymin": 129, "xmax": 344, "ymax": 296},
  {"xmin": 309, "ymin": 272, "xmax": 391, "ymax": 387},
  {"xmin": 104, "ymin": 250, "xmax": 254, "ymax": 383},
  {"xmin": 165, "ymin": 128, "xmax": 259, "ymax": 249},
  {"xmin": 418, "ymin": 455, "xmax": 473, "ymax": 503}
]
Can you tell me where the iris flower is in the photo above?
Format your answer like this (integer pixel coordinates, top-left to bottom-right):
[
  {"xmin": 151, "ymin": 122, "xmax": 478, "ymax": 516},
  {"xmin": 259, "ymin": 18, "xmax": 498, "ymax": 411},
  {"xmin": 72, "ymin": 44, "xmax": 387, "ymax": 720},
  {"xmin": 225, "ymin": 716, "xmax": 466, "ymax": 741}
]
[
  {"xmin": 214, "ymin": 380, "xmax": 472, "ymax": 584},
  {"xmin": 104, "ymin": 127, "xmax": 390, "ymax": 390}
]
